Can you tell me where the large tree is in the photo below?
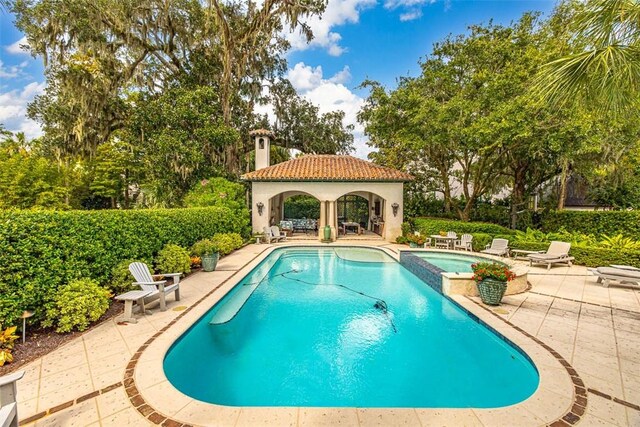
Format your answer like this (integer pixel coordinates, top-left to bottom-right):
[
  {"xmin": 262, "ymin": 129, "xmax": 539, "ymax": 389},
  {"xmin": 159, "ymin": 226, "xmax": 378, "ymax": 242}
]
[
  {"xmin": 359, "ymin": 11, "xmax": 608, "ymax": 223},
  {"xmin": 12, "ymin": 0, "xmax": 327, "ymax": 172}
]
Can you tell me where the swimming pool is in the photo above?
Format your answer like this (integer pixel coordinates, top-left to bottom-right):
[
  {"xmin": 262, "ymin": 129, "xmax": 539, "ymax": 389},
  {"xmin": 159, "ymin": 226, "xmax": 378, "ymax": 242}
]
[
  {"xmin": 164, "ymin": 247, "xmax": 538, "ymax": 408},
  {"xmin": 410, "ymin": 251, "xmax": 507, "ymax": 273}
]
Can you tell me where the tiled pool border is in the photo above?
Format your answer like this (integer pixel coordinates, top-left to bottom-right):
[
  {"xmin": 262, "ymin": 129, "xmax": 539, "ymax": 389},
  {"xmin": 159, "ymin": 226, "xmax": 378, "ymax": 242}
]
[
  {"xmin": 126, "ymin": 244, "xmax": 586, "ymax": 426},
  {"xmin": 399, "ymin": 251, "xmax": 445, "ymax": 293}
]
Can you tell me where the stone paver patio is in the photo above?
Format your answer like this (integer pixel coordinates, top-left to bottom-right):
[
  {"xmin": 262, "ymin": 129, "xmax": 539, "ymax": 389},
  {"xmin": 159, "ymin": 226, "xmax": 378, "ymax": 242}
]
[{"xmin": 11, "ymin": 241, "xmax": 640, "ymax": 426}]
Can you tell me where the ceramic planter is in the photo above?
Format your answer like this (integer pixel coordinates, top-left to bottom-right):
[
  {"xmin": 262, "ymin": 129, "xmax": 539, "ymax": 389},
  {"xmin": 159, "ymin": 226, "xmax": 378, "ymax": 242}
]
[
  {"xmin": 201, "ymin": 253, "xmax": 219, "ymax": 272},
  {"xmin": 477, "ymin": 278, "xmax": 507, "ymax": 305}
]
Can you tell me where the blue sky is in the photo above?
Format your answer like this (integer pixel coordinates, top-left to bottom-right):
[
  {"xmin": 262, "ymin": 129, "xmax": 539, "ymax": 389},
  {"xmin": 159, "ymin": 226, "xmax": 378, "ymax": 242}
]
[{"xmin": 0, "ymin": 0, "xmax": 555, "ymax": 156}]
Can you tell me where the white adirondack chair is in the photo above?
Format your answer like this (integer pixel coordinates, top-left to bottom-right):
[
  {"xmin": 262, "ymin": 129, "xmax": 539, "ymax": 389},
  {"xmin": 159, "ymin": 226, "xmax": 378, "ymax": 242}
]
[
  {"xmin": 0, "ymin": 371, "xmax": 24, "ymax": 427},
  {"xmin": 270, "ymin": 225, "xmax": 287, "ymax": 241},
  {"xmin": 454, "ymin": 234, "xmax": 473, "ymax": 251},
  {"xmin": 129, "ymin": 262, "xmax": 181, "ymax": 311}
]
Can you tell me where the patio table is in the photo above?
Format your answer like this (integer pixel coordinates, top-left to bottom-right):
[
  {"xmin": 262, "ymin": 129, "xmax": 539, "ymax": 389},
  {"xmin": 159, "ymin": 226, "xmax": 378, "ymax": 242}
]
[
  {"xmin": 342, "ymin": 222, "xmax": 362, "ymax": 235},
  {"xmin": 430, "ymin": 235, "xmax": 456, "ymax": 249}
]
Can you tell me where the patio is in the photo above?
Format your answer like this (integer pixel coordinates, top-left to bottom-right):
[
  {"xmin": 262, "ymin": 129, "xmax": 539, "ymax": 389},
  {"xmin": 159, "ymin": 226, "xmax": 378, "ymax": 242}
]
[{"xmin": 11, "ymin": 242, "xmax": 640, "ymax": 426}]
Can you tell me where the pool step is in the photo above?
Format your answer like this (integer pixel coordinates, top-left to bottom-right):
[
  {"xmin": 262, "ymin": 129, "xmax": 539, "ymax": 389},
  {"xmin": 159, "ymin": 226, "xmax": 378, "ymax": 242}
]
[{"xmin": 209, "ymin": 254, "xmax": 280, "ymax": 325}]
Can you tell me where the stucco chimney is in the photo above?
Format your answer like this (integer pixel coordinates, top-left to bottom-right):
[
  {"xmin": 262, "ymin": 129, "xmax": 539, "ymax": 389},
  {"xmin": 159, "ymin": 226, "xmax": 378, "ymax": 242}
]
[{"xmin": 250, "ymin": 129, "xmax": 275, "ymax": 171}]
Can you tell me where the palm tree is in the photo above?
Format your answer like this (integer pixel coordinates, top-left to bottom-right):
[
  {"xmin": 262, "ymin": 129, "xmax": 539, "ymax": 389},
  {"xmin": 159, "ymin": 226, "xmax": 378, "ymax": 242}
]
[{"xmin": 538, "ymin": 0, "xmax": 640, "ymax": 113}]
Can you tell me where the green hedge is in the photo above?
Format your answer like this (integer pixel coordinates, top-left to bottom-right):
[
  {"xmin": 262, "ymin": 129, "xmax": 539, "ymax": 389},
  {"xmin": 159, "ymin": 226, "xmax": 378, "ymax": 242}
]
[
  {"xmin": 510, "ymin": 241, "xmax": 640, "ymax": 268},
  {"xmin": 413, "ymin": 217, "xmax": 514, "ymax": 237},
  {"xmin": 0, "ymin": 207, "xmax": 249, "ymax": 327},
  {"xmin": 540, "ymin": 211, "xmax": 640, "ymax": 237}
]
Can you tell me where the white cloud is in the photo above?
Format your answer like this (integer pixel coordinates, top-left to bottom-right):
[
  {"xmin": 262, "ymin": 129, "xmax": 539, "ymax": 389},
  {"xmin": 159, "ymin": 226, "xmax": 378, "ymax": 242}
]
[
  {"xmin": 286, "ymin": 62, "xmax": 370, "ymax": 158},
  {"xmin": 385, "ymin": 0, "xmax": 438, "ymax": 22},
  {"xmin": 5, "ymin": 36, "xmax": 30, "ymax": 55},
  {"xmin": 287, "ymin": 0, "xmax": 376, "ymax": 56},
  {"xmin": 384, "ymin": 0, "xmax": 434, "ymax": 10},
  {"xmin": 0, "ymin": 81, "xmax": 45, "ymax": 139},
  {"xmin": 399, "ymin": 10, "xmax": 422, "ymax": 21},
  {"xmin": 0, "ymin": 59, "xmax": 29, "ymax": 79}
]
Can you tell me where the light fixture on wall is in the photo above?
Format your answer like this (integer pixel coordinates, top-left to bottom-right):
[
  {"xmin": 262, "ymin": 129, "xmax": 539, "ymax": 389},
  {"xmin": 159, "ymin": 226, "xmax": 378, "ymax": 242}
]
[
  {"xmin": 391, "ymin": 202, "xmax": 399, "ymax": 217},
  {"xmin": 256, "ymin": 202, "xmax": 264, "ymax": 216}
]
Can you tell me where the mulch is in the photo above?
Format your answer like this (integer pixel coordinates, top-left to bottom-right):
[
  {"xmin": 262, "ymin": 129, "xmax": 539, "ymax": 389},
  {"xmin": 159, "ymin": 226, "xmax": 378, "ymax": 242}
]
[{"xmin": 0, "ymin": 301, "xmax": 124, "ymax": 376}]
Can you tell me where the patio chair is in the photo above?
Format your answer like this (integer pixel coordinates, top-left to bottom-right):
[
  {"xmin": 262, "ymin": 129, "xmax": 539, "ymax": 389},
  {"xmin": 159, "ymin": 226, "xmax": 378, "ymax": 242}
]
[
  {"xmin": 588, "ymin": 266, "xmax": 640, "ymax": 288},
  {"xmin": 0, "ymin": 370, "xmax": 24, "ymax": 427},
  {"xmin": 270, "ymin": 225, "xmax": 287, "ymax": 242},
  {"xmin": 129, "ymin": 262, "xmax": 181, "ymax": 311},
  {"xmin": 527, "ymin": 241, "xmax": 574, "ymax": 270},
  {"xmin": 263, "ymin": 226, "xmax": 278, "ymax": 243},
  {"xmin": 454, "ymin": 234, "xmax": 473, "ymax": 251},
  {"xmin": 481, "ymin": 238, "xmax": 509, "ymax": 257}
]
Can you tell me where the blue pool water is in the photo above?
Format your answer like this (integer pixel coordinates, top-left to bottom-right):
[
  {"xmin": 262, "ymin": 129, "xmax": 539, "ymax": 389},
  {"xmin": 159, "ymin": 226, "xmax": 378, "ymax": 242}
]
[
  {"xmin": 411, "ymin": 251, "xmax": 507, "ymax": 273},
  {"xmin": 164, "ymin": 247, "xmax": 538, "ymax": 408}
]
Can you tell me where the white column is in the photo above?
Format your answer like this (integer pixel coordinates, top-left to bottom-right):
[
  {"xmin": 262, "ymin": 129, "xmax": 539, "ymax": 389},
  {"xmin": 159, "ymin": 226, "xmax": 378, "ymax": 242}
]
[
  {"xmin": 319, "ymin": 201, "xmax": 327, "ymax": 241},
  {"xmin": 328, "ymin": 200, "xmax": 336, "ymax": 241}
]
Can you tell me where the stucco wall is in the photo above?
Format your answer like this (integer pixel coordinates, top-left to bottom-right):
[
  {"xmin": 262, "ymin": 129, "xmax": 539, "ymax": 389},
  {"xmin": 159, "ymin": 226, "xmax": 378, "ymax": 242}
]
[{"xmin": 250, "ymin": 181, "xmax": 404, "ymax": 242}]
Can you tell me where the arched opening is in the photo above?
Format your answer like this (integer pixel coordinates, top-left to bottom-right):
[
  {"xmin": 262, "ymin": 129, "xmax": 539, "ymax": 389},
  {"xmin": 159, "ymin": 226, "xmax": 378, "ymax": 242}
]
[
  {"xmin": 335, "ymin": 191, "xmax": 386, "ymax": 239},
  {"xmin": 337, "ymin": 194, "xmax": 369, "ymax": 232},
  {"xmin": 269, "ymin": 191, "xmax": 320, "ymax": 237}
]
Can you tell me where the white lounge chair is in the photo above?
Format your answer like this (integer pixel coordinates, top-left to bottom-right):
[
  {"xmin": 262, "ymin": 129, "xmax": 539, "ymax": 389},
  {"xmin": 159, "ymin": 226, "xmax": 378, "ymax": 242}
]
[
  {"xmin": 481, "ymin": 238, "xmax": 509, "ymax": 257},
  {"xmin": 454, "ymin": 234, "xmax": 473, "ymax": 251},
  {"xmin": 527, "ymin": 241, "xmax": 574, "ymax": 270},
  {"xmin": 589, "ymin": 266, "xmax": 640, "ymax": 288},
  {"xmin": 270, "ymin": 225, "xmax": 287, "ymax": 242},
  {"xmin": 0, "ymin": 371, "xmax": 24, "ymax": 427},
  {"xmin": 129, "ymin": 262, "xmax": 181, "ymax": 311}
]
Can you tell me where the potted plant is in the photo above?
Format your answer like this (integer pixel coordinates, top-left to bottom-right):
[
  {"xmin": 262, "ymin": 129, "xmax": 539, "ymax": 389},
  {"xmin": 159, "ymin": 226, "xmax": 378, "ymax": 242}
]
[
  {"xmin": 407, "ymin": 234, "xmax": 426, "ymax": 248},
  {"xmin": 471, "ymin": 262, "xmax": 516, "ymax": 305},
  {"xmin": 191, "ymin": 239, "xmax": 220, "ymax": 272}
]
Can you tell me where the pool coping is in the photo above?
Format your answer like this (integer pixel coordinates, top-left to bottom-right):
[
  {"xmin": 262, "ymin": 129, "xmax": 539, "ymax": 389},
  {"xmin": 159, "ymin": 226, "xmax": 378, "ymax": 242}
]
[{"xmin": 127, "ymin": 244, "xmax": 586, "ymax": 426}]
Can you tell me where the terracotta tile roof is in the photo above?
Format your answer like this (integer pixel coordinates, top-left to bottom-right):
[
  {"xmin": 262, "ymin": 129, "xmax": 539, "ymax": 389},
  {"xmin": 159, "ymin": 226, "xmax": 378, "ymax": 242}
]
[
  {"xmin": 241, "ymin": 155, "xmax": 414, "ymax": 182},
  {"xmin": 249, "ymin": 129, "xmax": 275, "ymax": 137}
]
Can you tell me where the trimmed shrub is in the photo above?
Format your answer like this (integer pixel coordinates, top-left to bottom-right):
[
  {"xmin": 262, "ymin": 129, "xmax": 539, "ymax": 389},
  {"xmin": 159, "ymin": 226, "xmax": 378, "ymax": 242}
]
[
  {"xmin": 211, "ymin": 233, "xmax": 244, "ymax": 256},
  {"xmin": 155, "ymin": 244, "xmax": 191, "ymax": 274},
  {"xmin": 540, "ymin": 210, "xmax": 640, "ymax": 238},
  {"xmin": 510, "ymin": 241, "xmax": 640, "ymax": 268},
  {"xmin": 43, "ymin": 279, "xmax": 111, "ymax": 333},
  {"xmin": 191, "ymin": 239, "xmax": 219, "ymax": 256},
  {"xmin": 0, "ymin": 207, "xmax": 248, "ymax": 327},
  {"xmin": 284, "ymin": 195, "xmax": 320, "ymax": 219},
  {"xmin": 413, "ymin": 217, "xmax": 514, "ymax": 237},
  {"xmin": 471, "ymin": 233, "xmax": 492, "ymax": 252}
]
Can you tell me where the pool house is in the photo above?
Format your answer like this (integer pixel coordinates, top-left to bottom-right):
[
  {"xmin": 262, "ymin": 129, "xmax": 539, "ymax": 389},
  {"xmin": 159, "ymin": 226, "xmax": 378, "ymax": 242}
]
[{"xmin": 242, "ymin": 129, "xmax": 413, "ymax": 242}]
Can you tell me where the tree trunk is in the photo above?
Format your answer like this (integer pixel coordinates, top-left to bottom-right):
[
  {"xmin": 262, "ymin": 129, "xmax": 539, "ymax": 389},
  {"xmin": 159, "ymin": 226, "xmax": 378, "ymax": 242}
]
[
  {"xmin": 558, "ymin": 159, "xmax": 569, "ymax": 210},
  {"xmin": 510, "ymin": 169, "xmax": 526, "ymax": 229}
]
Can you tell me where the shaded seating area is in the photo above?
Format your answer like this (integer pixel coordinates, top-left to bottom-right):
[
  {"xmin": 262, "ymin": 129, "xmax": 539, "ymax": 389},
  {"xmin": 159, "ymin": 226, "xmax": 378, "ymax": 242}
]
[{"xmin": 285, "ymin": 218, "xmax": 318, "ymax": 235}]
